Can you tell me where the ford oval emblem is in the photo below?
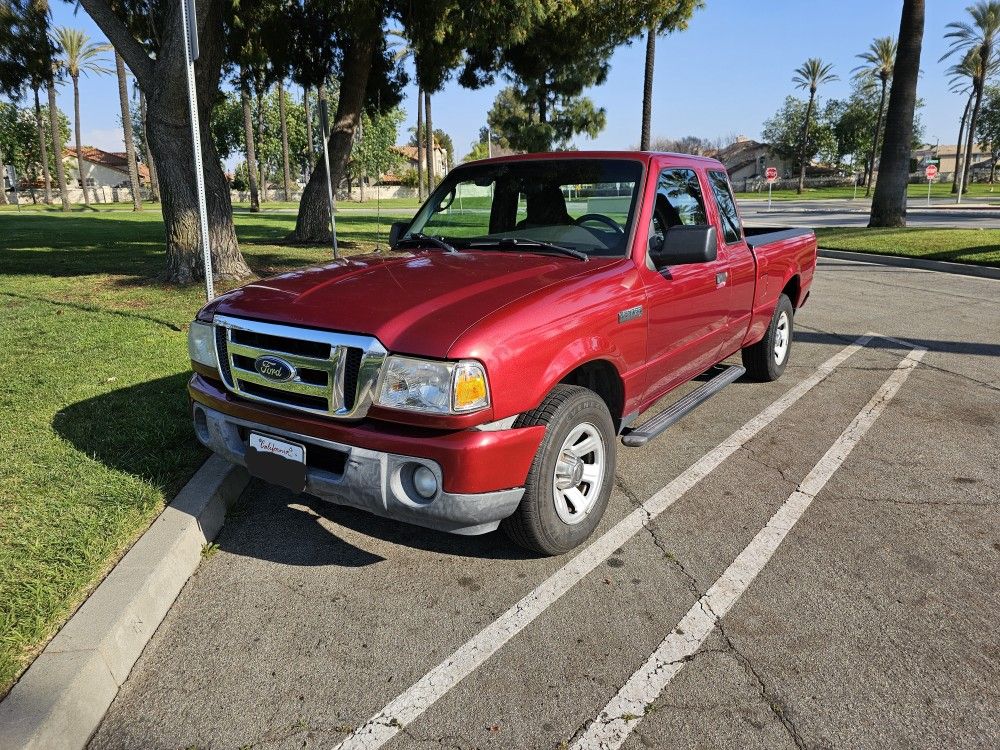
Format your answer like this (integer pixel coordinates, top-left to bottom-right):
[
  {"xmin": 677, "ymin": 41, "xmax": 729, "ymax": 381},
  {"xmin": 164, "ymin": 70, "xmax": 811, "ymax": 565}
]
[{"xmin": 254, "ymin": 355, "xmax": 296, "ymax": 382}]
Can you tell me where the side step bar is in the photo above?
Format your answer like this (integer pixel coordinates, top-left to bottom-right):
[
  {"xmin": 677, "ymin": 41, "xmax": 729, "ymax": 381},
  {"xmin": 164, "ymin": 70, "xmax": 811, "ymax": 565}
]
[{"xmin": 620, "ymin": 364, "xmax": 746, "ymax": 447}]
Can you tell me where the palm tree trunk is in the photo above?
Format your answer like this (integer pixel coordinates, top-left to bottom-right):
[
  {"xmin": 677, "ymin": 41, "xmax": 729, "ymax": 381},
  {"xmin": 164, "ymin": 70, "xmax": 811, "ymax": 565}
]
[
  {"xmin": 139, "ymin": 91, "xmax": 160, "ymax": 202},
  {"xmin": 640, "ymin": 26, "xmax": 655, "ymax": 151},
  {"xmin": 865, "ymin": 79, "xmax": 888, "ymax": 197},
  {"xmin": 869, "ymin": 0, "xmax": 924, "ymax": 227},
  {"xmin": 241, "ymin": 84, "xmax": 261, "ymax": 212},
  {"xmin": 416, "ymin": 87, "xmax": 424, "ymax": 200},
  {"xmin": 34, "ymin": 87, "xmax": 52, "ymax": 204},
  {"xmin": 358, "ymin": 113, "xmax": 366, "ymax": 203},
  {"xmin": 797, "ymin": 92, "xmax": 815, "ymax": 194},
  {"xmin": 278, "ymin": 80, "xmax": 292, "ymax": 202},
  {"xmin": 71, "ymin": 75, "xmax": 90, "ymax": 206},
  {"xmin": 952, "ymin": 93, "xmax": 973, "ymax": 194},
  {"xmin": 961, "ymin": 81, "xmax": 985, "ymax": 195},
  {"xmin": 115, "ymin": 52, "xmax": 142, "ymax": 211},
  {"xmin": 290, "ymin": 33, "xmax": 377, "ymax": 242},
  {"xmin": 47, "ymin": 82, "xmax": 70, "ymax": 211},
  {"xmin": 425, "ymin": 90, "xmax": 435, "ymax": 192},
  {"xmin": 304, "ymin": 86, "xmax": 313, "ymax": 161},
  {"xmin": 256, "ymin": 84, "xmax": 266, "ymax": 201}
]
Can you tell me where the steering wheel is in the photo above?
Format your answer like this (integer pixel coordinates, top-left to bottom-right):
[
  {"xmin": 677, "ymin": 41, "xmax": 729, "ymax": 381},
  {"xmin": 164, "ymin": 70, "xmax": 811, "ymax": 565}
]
[{"xmin": 576, "ymin": 213, "xmax": 624, "ymax": 235}]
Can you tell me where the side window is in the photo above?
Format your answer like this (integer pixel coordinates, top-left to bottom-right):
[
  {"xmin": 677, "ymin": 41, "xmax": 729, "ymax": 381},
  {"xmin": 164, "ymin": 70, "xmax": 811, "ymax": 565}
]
[
  {"xmin": 656, "ymin": 168, "xmax": 707, "ymax": 227},
  {"xmin": 707, "ymin": 170, "xmax": 742, "ymax": 244}
]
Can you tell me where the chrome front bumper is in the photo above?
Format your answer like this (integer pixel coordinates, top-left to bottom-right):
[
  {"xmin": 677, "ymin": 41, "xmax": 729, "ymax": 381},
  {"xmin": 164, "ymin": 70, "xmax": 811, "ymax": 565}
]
[{"xmin": 192, "ymin": 404, "xmax": 524, "ymax": 536}]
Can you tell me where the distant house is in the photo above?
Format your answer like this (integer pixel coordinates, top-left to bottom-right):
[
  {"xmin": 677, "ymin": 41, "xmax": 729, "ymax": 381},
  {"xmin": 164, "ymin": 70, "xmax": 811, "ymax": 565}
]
[
  {"xmin": 63, "ymin": 146, "xmax": 150, "ymax": 188},
  {"xmin": 712, "ymin": 136, "xmax": 792, "ymax": 183},
  {"xmin": 388, "ymin": 144, "xmax": 449, "ymax": 181},
  {"xmin": 913, "ymin": 144, "xmax": 987, "ymax": 182}
]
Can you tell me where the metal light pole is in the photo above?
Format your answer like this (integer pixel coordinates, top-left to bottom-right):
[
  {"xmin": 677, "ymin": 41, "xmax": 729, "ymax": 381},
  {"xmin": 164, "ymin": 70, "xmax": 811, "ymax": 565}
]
[{"xmin": 180, "ymin": 0, "xmax": 214, "ymax": 300}]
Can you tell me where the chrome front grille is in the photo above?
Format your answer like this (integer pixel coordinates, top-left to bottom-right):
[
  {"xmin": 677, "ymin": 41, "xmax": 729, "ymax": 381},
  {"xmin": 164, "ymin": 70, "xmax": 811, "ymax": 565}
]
[{"xmin": 213, "ymin": 315, "xmax": 387, "ymax": 419}]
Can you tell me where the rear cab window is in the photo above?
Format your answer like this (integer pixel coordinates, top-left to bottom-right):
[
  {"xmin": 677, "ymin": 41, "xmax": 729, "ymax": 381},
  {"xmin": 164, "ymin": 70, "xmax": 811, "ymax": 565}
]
[{"xmin": 707, "ymin": 170, "xmax": 743, "ymax": 244}]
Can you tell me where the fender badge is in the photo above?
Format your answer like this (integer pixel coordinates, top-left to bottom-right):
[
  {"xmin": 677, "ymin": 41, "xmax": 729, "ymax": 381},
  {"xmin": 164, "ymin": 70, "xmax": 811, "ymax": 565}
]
[{"xmin": 618, "ymin": 305, "xmax": 643, "ymax": 324}]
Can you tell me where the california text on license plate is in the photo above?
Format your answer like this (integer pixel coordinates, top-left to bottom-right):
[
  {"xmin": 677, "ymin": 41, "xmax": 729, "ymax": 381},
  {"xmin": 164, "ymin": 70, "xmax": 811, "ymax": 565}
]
[{"xmin": 246, "ymin": 432, "xmax": 307, "ymax": 493}]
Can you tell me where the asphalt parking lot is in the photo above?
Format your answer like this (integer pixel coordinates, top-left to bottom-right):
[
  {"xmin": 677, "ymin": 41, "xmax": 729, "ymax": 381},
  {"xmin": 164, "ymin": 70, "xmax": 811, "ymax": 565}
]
[{"xmin": 90, "ymin": 258, "xmax": 999, "ymax": 750}]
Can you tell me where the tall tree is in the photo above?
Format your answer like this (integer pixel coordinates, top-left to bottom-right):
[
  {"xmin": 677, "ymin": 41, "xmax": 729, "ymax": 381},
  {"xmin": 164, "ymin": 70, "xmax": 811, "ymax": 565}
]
[
  {"xmin": 638, "ymin": 1, "xmax": 702, "ymax": 150},
  {"xmin": 114, "ymin": 51, "xmax": 141, "ymax": 210},
  {"xmin": 32, "ymin": 87, "xmax": 51, "ymax": 202},
  {"xmin": 138, "ymin": 89, "xmax": 159, "ymax": 201},
  {"xmin": 424, "ymin": 89, "xmax": 434, "ymax": 190},
  {"xmin": 792, "ymin": 58, "xmax": 838, "ymax": 194},
  {"xmin": 46, "ymin": 79, "xmax": 69, "ymax": 210},
  {"xmin": 941, "ymin": 1, "xmax": 1000, "ymax": 196},
  {"xmin": 870, "ymin": 0, "xmax": 925, "ymax": 227},
  {"xmin": 54, "ymin": 27, "xmax": 111, "ymax": 206},
  {"xmin": 853, "ymin": 36, "xmax": 896, "ymax": 196},
  {"xmin": 977, "ymin": 84, "xmax": 1000, "ymax": 185},
  {"xmin": 78, "ymin": 0, "xmax": 252, "ymax": 283},
  {"xmin": 946, "ymin": 52, "xmax": 979, "ymax": 194},
  {"xmin": 278, "ymin": 79, "xmax": 292, "ymax": 200},
  {"xmin": 240, "ymin": 83, "xmax": 260, "ymax": 211},
  {"xmin": 416, "ymin": 87, "xmax": 424, "ymax": 198}
]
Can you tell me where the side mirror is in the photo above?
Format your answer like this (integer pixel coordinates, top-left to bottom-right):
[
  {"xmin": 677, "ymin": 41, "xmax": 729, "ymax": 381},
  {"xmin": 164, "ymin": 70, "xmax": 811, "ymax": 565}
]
[
  {"xmin": 649, "ymin": 225, "xmax": 718, "ymax": 268},
  {"xmin": 388, "ymin": 221, "xmax": 409, "ymax": 246}
]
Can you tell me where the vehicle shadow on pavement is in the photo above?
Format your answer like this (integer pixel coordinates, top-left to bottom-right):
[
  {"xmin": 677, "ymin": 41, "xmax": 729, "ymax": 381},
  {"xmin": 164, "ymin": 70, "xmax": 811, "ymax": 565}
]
[
  {"xmin": 217, "ymin": 482, "xmax": 540, "ymax": 566},
  {"xmin": 795, "ymin": 329, "xmax": 1000, "ymax": 357}
]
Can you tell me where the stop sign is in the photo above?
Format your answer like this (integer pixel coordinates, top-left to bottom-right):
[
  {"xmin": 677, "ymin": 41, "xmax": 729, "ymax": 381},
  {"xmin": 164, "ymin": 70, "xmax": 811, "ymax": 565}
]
[
  {"xmin": 925, "ymin": 164, "xmax": 938, "ymax": 180},
  {"xmin": 765, "ymin": 167, "xmax": 778, "ymax": 182}
]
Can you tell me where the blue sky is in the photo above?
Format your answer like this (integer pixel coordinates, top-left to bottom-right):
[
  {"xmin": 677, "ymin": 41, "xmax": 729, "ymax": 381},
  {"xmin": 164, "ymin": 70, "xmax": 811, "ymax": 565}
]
[{"xmin": 48, "ymin": 1, "xmax": 968, "ymax": 163}]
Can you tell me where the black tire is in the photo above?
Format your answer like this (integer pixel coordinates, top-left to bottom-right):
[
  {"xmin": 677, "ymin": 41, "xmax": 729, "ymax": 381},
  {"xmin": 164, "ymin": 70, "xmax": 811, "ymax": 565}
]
[
  {"xmin": 502, "ymin": 384, "xmax": 616, "ymax": 556},
  {"xmin": 741, "ymin": 293, "xmax": 794, "ymax": 382}
]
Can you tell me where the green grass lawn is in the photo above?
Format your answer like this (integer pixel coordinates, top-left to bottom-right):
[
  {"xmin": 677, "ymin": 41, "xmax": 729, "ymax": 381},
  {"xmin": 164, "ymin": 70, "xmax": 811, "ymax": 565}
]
[
  {"xmin": 0, "ymin": 207, "xmax": 387, "ymax": 695},
  {"xmin": 735, "ymin": 182, "xmax": 1000, "ymax": 202},
  {"xmin": 815, "ymin": 227, "xmax": 1000, "ymax": 267}
]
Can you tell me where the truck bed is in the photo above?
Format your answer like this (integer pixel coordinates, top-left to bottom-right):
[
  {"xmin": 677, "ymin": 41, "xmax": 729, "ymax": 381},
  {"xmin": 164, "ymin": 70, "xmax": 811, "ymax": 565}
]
[{"xmin": 743, "ymin": 227, "xmax": 815, "ymax": 251}]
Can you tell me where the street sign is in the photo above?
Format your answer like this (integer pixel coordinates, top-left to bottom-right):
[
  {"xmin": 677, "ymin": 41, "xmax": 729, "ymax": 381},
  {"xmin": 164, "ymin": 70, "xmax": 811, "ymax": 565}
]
[
  {"xmin": 925, "ymin": 164, "xmax": 938, "ymax": 180},
  {"xmin": 765, "ymin": 166, "xmax": 778, "ymax": 182}
]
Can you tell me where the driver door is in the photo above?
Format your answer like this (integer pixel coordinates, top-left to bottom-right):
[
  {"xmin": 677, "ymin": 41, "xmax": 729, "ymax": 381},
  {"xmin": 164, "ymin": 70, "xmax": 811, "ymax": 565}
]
[{"xmin": 640, "ymin": 167, "xmax": 730, "ymax": 403}]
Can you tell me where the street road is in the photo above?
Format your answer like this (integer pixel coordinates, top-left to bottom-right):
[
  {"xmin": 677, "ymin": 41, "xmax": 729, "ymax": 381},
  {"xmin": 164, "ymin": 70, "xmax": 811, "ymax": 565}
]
[
  {"xmin": 739, "ymin": 198, "xmax": 1000, "ymax": 228},
  {"xmin": 91, "ymin": 258, "xmax": 1000, "ymax": 750}
]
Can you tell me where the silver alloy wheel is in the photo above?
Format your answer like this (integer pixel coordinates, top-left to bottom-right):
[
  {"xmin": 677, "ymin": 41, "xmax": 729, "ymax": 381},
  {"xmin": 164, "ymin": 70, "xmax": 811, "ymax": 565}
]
[
  {"xmin": 773, "ymin": 310, "xmax": 790, "ymax": 365},
  {"xmin": 552, "ymin": 422, "xmax": 606, "ymax": 525}
]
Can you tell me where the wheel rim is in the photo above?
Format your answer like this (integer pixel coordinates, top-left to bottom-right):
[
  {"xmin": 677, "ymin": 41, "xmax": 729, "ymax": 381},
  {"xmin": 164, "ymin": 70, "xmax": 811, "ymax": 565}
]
[
  {"xmin": 552, "ymin": 422, "xmax": 606, "ymax": 525},
  {"xmin": 773, "ymin": 311, "xmax": 790, "ymax": 365}
]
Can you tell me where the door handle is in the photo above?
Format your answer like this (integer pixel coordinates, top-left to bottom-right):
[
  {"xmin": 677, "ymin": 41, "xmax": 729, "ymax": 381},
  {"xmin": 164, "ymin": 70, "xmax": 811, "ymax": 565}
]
[{"xmin": 716, "ymin": 271, "xmax": 728, "ymax": 288}]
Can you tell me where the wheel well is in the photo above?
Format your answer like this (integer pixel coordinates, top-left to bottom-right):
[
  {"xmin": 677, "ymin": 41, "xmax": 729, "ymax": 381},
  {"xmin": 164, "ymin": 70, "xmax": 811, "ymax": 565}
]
[
  {"xmin": 559, "ymin": 360, "xmax": 625, "ymax": 432},
  {"xmin": 782, "ymin": 275, "xmax": 802, "ymax": 308}
]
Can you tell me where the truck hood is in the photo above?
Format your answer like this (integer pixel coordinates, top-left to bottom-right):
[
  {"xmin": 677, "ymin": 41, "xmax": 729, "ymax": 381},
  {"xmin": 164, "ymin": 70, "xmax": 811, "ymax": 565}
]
[{"xmin": 209, "ymin": 250, "xmax": 611, "ymax": 357}]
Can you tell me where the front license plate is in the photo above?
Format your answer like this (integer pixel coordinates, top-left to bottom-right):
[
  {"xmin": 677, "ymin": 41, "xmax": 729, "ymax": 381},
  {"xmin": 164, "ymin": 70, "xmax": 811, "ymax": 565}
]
[{"xmin": 246, "ymin": 432, "xmax": 307, "ymax": 493}]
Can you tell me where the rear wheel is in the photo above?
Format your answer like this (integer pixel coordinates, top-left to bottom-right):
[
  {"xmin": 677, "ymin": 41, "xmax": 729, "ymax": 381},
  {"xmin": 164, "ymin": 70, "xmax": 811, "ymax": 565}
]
[
  {"xmin": 502, "ymin": 385, "xmax": 616, "ymax": 556},
  {"xmin": 741, "ymin": 293, "xmax": 794, "ymax": 382}
]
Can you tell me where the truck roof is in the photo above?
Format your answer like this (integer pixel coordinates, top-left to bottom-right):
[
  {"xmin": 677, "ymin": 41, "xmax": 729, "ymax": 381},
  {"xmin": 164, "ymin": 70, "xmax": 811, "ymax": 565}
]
[{"xmin": 461, "ymin": 150, "xmax": 726, "ymax": 170}]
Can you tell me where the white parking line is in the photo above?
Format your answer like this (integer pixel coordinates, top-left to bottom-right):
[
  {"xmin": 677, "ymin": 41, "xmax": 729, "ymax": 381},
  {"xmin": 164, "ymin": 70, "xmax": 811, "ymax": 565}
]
[
  {"xmin": 332, "ymin": 334, "xmax": 874, "ymax": 750},
  {"xmin": 572, "ymin": 345, "xmax": 926, "ymax": 750}
]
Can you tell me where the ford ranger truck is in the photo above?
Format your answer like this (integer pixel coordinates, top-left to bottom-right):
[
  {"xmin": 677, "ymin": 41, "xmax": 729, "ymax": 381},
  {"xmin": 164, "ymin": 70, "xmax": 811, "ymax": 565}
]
[{"xmin": 187, "ymin": 152, "xmax": 816, "ymax": 555}]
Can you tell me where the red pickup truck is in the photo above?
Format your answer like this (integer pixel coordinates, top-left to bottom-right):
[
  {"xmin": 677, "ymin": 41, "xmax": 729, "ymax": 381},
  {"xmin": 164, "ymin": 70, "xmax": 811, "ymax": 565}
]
[{"xmin": 188, "ymin": 152, "xmax": 816, "ymax": 554}]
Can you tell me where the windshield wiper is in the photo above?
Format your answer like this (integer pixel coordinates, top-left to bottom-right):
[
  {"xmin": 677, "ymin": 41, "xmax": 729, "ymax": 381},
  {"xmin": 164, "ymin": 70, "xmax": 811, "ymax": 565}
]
[
  {"xmin": 392, "ymin": 233, "xmax": 458, "ymax": 254},
  {"xmin": 467, "ymin": 237, "xmax": 588, "ymax": 261}
]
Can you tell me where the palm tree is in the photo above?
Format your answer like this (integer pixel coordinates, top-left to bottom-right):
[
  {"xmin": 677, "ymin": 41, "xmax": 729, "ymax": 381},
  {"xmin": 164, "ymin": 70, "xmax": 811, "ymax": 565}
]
[
  {"xmin": 240, "ymin": 80, "xmax": 261, "ymax": 212},
  {"xmin": 941, "ymin": 1, "xmax": 1000, "ymax": 196},
  {"xmin": 870, "ymin": 0, "xmax": 925, "ymax": 227},
  {"xmin": 113, "ymin": 51, "xmax": 141, "ymax": 211},
  {"xmin": 138, "ymin": 89, "xmax": 160, "ymax": 201},
  {"xmin": 46, "ymin": 78, "xmax": 70, "ymax": 210},
  {"xmin": 425, "ymin": 90, "xmax": 435, "ymax": 192},
  {"xmin": 278, "ymin": 79, "xmax": 292, "ymax": 202},
  {"xmin": 945, "ymin": 50, "xmax": 990, "ymax": 194},
  {"xmin": 853, "ymin": 36, "xmax": 896, "ymax": 196},
  {"xmin": 54, "ymin": 27, "xmax": 111, "ymax": 207},
  {"xmin": 792, "ymin": 58, "xmax": 838, "ymax": 193},
  {"xmin": 32, "ymin": 86, "xmax": 52, "ymax": 203}
]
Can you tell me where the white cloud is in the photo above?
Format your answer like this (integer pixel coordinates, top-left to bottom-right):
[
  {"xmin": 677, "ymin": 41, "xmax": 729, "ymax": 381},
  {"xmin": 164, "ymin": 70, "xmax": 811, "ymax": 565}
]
[{"xmin": 80, "ymin": 128, "xmax": 125, "ymax": 152}]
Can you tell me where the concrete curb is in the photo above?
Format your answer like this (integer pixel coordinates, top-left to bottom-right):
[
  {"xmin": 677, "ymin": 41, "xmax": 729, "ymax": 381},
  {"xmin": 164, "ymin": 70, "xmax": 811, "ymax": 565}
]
[
  {"xmin": 818, "ymin": 248, "xmax": 1000, "ymax": 281},
  {"xmin": 0, "ymin": 455, "xmax": 249, "ymax": 750}
]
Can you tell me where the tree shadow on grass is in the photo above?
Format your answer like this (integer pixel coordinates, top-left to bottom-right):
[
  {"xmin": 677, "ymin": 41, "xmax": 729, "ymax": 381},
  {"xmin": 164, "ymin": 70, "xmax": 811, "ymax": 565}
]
[{"xmin": 52, "ymin": 372, "xmax": 207, "ymax": 497}]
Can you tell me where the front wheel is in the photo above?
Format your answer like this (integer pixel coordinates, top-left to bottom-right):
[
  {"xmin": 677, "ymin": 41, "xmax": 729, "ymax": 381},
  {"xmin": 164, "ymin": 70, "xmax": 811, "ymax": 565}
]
[
  {"xmin": 741, "ymin": 293, "xmax": 794, "ymax": 382},
  {"xmin": 502, "ymin": 385, "xmax": 616, "ymax": 556}
]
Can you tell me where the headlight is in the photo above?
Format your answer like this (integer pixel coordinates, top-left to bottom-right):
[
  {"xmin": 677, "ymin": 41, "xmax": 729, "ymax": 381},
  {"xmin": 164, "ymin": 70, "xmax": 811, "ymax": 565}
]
[
  {"xmin": 187, "ymin": 320, "xmax": 217, "ymax": 368},
  {"xmin": 376, "ymin": 356, "xmax": 490, "ymax": 414}
]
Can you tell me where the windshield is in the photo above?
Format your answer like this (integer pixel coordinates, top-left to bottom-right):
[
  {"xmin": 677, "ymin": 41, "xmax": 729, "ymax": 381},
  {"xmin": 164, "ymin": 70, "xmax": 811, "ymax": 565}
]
[{"xmin": 404, "ymin": 158, "xmax": 644, "ymax": 257}]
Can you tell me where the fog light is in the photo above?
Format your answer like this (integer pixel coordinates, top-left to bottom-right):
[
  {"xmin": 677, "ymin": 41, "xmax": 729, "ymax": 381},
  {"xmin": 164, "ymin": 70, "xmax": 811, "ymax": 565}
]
[{"xmin": 413, "ymin": 465, "xmax": 438, "ymax": 499}]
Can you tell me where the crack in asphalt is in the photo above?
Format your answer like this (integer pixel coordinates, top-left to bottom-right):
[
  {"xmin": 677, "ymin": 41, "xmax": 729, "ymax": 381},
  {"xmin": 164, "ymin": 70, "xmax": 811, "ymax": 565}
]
[
  {"xmin": 715, "ymin": 620, "xmax": 812, "ymax": 750},
  {"xmin": 836, "ymin": 494, "xmax": 996, "ymax": 508}
]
